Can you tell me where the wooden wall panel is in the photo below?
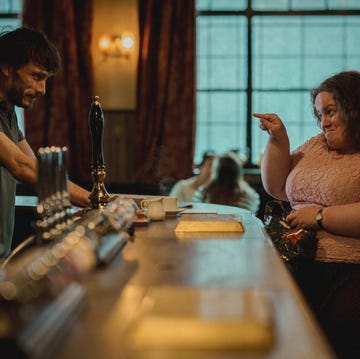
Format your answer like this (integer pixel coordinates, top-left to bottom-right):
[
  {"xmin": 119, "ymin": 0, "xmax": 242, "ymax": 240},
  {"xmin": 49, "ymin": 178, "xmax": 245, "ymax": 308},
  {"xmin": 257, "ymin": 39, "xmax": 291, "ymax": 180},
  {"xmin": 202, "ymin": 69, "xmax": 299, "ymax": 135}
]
[{"xmin": 103, "ymin": 110, "xmax": 135, "ymax": 183}]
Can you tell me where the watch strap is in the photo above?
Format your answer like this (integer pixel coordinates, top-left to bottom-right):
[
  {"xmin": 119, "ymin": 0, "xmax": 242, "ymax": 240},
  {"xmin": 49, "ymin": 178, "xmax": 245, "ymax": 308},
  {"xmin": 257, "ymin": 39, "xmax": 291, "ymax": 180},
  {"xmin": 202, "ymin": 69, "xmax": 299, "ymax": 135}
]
[{"xmin": 316, "ymin": 208, "xmax": 324, "ymax": 229}]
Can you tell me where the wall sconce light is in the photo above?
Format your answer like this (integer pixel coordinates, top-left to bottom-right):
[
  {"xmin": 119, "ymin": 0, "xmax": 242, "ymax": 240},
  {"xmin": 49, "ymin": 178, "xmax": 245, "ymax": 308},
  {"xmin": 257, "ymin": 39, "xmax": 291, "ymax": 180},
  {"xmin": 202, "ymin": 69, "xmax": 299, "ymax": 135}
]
[{"xmin": 98, "ymin": 32, "xmax": 135, "ymax": 59}]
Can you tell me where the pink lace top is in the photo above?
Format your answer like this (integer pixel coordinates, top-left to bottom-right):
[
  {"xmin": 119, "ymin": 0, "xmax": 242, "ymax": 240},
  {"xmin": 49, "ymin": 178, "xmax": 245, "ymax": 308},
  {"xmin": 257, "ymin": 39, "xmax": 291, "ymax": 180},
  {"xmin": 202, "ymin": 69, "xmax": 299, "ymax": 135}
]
[{"xmin": 286, "ymin": 134, "xmax": 360, "ymax": 263}]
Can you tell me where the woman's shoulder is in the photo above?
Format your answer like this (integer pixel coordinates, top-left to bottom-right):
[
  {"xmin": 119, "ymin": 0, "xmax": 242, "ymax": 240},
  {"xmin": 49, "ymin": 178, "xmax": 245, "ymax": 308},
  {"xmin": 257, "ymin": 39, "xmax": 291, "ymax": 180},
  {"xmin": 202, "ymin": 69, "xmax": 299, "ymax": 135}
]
[
  {"xmin": 290, "ymin": 134, "xmax": 326, "ymax": 164},
  {"xmin": 294, "ymin": 133, "xmax": 324, "ymax": 152}
]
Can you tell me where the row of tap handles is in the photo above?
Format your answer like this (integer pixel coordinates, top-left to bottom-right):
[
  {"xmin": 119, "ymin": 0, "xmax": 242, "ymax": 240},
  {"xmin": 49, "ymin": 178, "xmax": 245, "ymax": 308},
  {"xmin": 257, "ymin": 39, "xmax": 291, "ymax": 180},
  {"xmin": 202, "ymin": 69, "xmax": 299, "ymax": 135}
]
[
  {"xmin": 36, "ymin": 146, "xmax": 72, "ymax": 242},
  {"xmin": 35, "ymin": 96, "xmax": 110, "ymax": 241}
]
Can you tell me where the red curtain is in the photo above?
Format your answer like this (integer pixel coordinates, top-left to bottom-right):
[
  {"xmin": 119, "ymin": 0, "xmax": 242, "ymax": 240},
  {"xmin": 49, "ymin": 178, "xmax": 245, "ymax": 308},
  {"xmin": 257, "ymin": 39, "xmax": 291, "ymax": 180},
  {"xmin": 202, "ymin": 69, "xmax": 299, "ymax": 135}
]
[
  {"xmin": 135, "ymin": 0, "xmax": 196, "ymax": 184},
  {"xmin": 22, "ymin": 0, "xmax": 94, "ymax": 185}
]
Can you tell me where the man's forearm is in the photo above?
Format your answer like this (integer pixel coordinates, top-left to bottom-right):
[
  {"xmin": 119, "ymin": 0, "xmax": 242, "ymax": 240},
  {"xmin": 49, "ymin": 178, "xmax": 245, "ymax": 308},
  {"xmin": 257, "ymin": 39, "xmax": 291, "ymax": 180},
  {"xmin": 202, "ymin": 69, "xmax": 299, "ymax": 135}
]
[{"xmin": 68, "ymin": 181, "xmax": 91, "ymax": 208}]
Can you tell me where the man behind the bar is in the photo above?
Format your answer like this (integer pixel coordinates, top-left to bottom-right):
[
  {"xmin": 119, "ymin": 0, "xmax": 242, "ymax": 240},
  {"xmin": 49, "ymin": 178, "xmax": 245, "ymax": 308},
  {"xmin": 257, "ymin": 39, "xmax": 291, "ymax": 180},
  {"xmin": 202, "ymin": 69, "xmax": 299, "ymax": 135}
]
[{"xmin": 0, "ymin": 27, "xmax": 90, "ymax": 258}]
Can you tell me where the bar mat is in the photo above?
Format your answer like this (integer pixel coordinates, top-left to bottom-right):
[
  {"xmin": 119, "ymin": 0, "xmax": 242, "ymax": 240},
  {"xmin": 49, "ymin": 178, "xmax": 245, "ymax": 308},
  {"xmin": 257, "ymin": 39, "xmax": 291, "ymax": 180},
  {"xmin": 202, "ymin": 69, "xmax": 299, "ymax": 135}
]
[{"xmin": 174, "ymin": 213, "xmax": 244, "ymax": 233}]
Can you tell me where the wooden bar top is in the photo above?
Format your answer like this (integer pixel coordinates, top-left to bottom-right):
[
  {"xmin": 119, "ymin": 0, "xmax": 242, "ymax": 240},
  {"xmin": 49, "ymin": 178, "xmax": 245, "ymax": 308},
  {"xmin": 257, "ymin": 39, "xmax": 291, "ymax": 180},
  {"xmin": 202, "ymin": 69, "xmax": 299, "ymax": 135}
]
[
  {"xmin": 12, "ymin": 197, "xmax": 335, "ymax": 358},
  {"xmin": 43, "ymin": 201, "xmax": 334, "ymax": 359}
]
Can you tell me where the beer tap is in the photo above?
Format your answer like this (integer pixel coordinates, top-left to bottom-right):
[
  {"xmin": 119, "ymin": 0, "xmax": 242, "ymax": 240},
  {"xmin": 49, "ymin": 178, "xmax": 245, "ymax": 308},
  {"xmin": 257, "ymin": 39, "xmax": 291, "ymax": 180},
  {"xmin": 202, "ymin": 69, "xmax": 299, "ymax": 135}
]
[{"xmin": 88, "ymin": 95, "xmax": 110, "ymax": 209}]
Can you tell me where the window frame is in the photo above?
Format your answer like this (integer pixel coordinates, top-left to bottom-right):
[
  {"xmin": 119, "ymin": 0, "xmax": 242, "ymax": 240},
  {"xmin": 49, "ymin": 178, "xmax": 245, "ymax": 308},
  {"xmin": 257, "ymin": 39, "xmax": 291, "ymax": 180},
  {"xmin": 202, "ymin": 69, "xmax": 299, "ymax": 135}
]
[{"xmin": 196, "ymin": 4, "xmax": 360, "ymax": 167}]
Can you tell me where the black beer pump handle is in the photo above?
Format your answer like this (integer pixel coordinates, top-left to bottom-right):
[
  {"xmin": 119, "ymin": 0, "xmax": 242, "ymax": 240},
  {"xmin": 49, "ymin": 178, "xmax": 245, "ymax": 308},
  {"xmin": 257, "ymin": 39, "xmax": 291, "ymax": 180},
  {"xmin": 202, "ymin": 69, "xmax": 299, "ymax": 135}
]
[{"xmin": 88, "ymin": 95, "xmax": 105, "ymax": 168}]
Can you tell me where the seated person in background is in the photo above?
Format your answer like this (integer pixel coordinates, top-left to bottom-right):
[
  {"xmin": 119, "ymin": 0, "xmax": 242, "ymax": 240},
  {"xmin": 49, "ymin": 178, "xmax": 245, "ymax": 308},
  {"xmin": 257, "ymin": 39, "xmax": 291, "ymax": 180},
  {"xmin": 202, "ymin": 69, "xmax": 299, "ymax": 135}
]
[
  {"xmin": 253, "ymin": 70, "xmax": 360, "ymax": 359},
  {"xmin": 193, "ymin": 151, "xmax": 260, "ymax": 214},
  {"xmin": 0, "ymin": 27, "xmax": 91, "ymax": 258},
  {"xmin": 169, "ymin": 150, "xmax": 215, "ymax": 202}
]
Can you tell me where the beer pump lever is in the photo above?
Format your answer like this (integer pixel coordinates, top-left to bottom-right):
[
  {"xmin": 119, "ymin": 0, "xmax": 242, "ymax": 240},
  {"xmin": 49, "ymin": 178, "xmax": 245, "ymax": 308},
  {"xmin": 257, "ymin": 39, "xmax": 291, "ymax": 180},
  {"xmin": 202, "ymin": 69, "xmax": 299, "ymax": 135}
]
[{"xmin": 88, "ymin": 95, "xmax": 110, "ymax": 209}]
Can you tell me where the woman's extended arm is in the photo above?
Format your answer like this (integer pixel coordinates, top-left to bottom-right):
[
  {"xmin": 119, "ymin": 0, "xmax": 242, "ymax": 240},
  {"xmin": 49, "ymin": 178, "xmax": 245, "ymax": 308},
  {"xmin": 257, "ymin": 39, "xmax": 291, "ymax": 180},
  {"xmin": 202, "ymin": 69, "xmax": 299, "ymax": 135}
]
[{"xmin": 253, "ymin": 113, "xmax": 291, "ymax": 201}]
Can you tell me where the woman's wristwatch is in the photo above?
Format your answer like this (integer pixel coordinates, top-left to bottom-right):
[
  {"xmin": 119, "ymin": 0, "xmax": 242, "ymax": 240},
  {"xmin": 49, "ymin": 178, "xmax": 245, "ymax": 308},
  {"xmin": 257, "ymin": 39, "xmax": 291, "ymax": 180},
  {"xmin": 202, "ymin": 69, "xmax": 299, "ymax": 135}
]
[{"xmin": 315, "ymin": 208, "xmax": 324, "ymax": 229}]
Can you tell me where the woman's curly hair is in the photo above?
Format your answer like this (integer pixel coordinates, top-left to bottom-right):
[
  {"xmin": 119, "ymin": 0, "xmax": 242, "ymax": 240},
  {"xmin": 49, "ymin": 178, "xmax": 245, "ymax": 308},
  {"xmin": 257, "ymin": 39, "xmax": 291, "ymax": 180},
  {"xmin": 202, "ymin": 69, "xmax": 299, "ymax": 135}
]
[{"xmin": 311, "ymin": 71, "xmax": 360, "ymax": 151}]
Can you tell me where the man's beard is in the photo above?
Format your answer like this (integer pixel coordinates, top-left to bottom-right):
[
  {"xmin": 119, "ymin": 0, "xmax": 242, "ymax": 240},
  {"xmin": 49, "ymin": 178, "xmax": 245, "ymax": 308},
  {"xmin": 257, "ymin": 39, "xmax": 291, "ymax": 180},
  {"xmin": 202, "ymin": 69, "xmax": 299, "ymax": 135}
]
[
  {"xmin": 8, "ymin": 86, "xmax": 35, "ymax": 109},
  {"xmin": 7, "ymin": 72, "xmax": 36, "ymax": 109}
]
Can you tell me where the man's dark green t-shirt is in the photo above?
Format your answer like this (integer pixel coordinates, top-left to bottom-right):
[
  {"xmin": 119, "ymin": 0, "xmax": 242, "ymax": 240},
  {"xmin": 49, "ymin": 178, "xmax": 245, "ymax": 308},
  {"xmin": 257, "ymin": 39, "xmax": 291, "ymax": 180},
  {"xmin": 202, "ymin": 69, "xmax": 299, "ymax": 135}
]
[{"xmin": 0, "ymin": 101, "xmax": 24, "ymax": 257}]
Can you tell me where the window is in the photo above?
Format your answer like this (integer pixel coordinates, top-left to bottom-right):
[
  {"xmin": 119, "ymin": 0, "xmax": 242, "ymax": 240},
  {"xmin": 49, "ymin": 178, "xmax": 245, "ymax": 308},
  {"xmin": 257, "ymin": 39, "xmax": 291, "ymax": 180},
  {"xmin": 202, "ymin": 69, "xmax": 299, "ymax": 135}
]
[
  {"xmin": 196, "ymin": 0, "xmax": 360, "ymax": 166},
  {"xmin": 0, "ymin": 0, "xmax": 23, "ymax": 132}
]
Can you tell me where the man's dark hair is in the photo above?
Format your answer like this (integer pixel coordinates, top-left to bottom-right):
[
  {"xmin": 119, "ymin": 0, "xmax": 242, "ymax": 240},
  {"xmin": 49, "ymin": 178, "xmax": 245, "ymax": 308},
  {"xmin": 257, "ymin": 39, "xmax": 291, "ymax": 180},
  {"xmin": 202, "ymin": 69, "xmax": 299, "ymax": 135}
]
[{"xmin": 0, "ymin": 26, "xmax": 61, "ymax": 74}]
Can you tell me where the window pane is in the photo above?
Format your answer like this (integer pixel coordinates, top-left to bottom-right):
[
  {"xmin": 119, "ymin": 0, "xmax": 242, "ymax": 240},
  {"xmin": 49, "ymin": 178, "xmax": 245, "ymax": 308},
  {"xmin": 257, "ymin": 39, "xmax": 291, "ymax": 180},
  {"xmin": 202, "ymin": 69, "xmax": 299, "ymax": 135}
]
[
  {"xmin": 252, "ymin": 0, "xmax": 288, "ymax": 10},
  {"xmin": 254, "ymin": 57, "xmax": 303, "ymax": 89},
  {"xmin": 197, "ymin": 17, "xmax": 241, "ymax": 56},
  {"xmin": 346, "ymin": 16, "xmax": 360, "ymax": 55},
  {"xmin": 253, "ymin": 17, "xmax": 304, "ymax": 89},
  {"xmin": 252, "ymin": 0, "xmax": 360, "ymax": 10},
  {"xmin": 210, "ymin": 58, "xmax": 246, "ymax": 88},
  {"xmin": 291, "ymin": 0, "xmax": 326, "ymax": 10},
  {"xmin": 195, "ymin": 122, "xmax": 248, "ymax": 163},
  {"xmin": 195, "ymin": 91, "xmax": 247, "ymax": 163},
  {"xmin": 196, "ymin": 14, "xmax": 247, "ymax": 162},
  {"xmin": 253, "ymin": 17, "xmax": 303, "ymax": 56},
  {"xmin": 304, "ymin": 17, "xmax": 345, "ymax": 56},
  {"xmin": 328, "ymin": 0, "xmax": 360, "ymax": 9},
  {"xmin": 197, "ymin": 16, "xmax": 247, "ymax": 89},
  {"xmin": 0, "ymin": 17, "xmax": 20, "ymax": 30},
  {"xmin": 346, "ymin": 57, "xmax": 360, "ymax": 69},
  {"xmin": 0, "ymin": 0, "xmax": 21, "ymax": 12},
  {"xmin": 253, "ymin": 16, "xmax": 360, "ymax": 89},
  {"xmin": 196, "ymin": 0, "xmax": 247, "ymax": 11},
  {"xmin": 252, "ymin": 91, "xmax": 320, "ymax": 163}
]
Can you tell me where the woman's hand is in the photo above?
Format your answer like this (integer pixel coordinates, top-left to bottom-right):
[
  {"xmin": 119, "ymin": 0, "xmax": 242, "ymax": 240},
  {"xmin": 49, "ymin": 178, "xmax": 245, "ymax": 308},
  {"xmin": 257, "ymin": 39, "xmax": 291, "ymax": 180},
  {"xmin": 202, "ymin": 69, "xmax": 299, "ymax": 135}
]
[
  {"xmin": 253, "ymin": 113, "xmax": 288, "ymax": 141},
  {"xmin": 286, "ymin": 206, "xmax": 320, "ymax": 230}
]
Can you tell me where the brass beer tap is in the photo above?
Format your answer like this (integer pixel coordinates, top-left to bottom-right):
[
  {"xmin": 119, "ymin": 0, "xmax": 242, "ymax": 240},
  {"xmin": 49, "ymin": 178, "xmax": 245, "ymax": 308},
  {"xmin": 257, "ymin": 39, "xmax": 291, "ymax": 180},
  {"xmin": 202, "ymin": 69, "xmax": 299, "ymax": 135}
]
[{"xmin": 88, "ymin": 95, "xmax": 110, "ymax": 209}]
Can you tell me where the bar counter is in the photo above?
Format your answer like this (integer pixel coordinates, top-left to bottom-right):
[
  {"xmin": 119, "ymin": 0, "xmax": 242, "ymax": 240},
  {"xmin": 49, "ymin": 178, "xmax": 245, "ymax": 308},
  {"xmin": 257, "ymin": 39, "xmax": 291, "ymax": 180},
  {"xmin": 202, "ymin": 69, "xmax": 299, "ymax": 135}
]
[
  {"xmin": 34, "ymin": 201, "xmax": 332, "ymax": 359},
  {"xmin": 9, "ymin": 198, "xmax": 336, "ymax": 359}
]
